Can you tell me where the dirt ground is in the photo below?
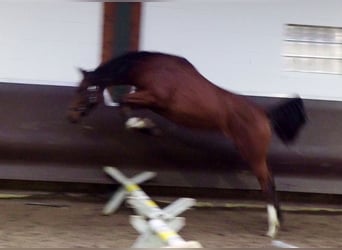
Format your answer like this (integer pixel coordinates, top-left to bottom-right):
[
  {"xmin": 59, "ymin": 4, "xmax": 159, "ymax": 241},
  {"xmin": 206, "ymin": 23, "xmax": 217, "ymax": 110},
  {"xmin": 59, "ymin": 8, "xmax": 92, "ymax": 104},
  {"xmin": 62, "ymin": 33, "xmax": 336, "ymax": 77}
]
[{"xmin": 0, "ymin": 192, "xmax": 340, "ymax": 248}]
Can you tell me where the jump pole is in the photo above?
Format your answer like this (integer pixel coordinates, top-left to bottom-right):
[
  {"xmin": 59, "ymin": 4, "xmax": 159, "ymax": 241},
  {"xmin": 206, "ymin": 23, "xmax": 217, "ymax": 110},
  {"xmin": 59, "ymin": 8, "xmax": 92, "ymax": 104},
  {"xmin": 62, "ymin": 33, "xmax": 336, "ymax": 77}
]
[
  {"xmin": 103, "ymin": 166, "xmax": 202, "ymax": 248},
  {"xmin": 103, "ymin": 167, "xmax": 156, "ymax": 215}
]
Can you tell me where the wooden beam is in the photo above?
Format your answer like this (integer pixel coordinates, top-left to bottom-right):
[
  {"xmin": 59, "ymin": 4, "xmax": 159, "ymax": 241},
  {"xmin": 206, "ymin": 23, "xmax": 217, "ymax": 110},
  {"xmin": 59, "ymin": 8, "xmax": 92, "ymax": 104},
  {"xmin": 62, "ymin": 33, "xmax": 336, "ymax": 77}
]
[
  {"xmin": 102, "ymin": 2, "xmax": 116, "ymax": 63},
  {"xmin": 101, "ymin": 2, "xmax": 141, "ymax": 63},
  {"xmin": 129, "ymin": 3, "xmax": 142, "ymax": 51}
]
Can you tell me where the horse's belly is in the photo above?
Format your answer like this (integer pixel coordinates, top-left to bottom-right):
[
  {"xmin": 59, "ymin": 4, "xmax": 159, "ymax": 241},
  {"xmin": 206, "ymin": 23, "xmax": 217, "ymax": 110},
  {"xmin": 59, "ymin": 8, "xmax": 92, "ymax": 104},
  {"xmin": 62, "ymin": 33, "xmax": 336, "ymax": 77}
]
[{"xmin": 155, "ymin": 81, "xmax": 225, "ymax": 130}]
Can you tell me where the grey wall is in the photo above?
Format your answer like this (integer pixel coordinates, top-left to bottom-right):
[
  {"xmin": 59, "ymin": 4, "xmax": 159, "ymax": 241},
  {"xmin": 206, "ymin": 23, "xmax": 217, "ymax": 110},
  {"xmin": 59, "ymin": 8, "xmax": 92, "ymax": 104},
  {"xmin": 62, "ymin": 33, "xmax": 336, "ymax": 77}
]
[
  {"xmin": 0, "ymin": 82, "xmax": 341, "ymax": 194},
  {"xmin": 0, "ymin": 2, "xmax": 103, "ymax": 86},
  {"xmin": 140, "ymin": 0, "xmax": 342, "ymax": 101}
]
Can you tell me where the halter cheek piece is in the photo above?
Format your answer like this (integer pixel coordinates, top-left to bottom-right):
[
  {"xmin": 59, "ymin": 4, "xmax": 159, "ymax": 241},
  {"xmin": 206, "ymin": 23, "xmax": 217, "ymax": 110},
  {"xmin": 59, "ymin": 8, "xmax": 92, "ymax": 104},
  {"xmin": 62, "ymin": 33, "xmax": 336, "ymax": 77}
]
[
  {"xmin": 87, "ymin": 86, "xmax": 99, "ymax": 104},
  {"xmin": 69, "ymin": 86, "xmax": 99, "ymax": 114}
]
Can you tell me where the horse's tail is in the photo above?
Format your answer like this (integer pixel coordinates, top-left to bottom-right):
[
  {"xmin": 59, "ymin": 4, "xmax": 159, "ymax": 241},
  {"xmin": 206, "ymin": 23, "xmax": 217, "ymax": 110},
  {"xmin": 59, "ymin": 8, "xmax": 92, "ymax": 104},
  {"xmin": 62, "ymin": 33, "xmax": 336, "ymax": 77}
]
[{"xmin": 267, "ymin": 96, "xmax": 307, "ymax": 144}]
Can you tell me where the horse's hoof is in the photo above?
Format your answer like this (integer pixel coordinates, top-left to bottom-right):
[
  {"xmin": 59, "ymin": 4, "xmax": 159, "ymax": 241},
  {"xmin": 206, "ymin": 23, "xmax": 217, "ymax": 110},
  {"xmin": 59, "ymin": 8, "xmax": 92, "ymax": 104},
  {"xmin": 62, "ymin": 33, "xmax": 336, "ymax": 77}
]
[
  {"xmin": 125, "ymin": 117, "xmax": 162, "ymax": 136},
  {"xmin": 126, "ymin": 117, "xmax": 155, "ymax": 129},
  {"xmin": 266, "ymin": 204, "xmax": 280, "ymax": 238},
  {"xmin": 266, "ymin": 223, "xmax": 280, "ymax": 238},
  {"xmin": 266, "ymin": 230, "xmax": 277, "ymax": 238}
]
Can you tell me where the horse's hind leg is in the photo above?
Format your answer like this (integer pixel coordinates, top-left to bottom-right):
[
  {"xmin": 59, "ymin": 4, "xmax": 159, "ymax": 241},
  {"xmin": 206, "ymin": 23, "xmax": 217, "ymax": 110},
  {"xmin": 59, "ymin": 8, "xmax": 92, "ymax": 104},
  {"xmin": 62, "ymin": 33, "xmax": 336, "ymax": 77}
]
[
  {"xmin": 229, "ymin": 127, "xmax": 281, "ymax": 237},
  {"xmin": 251, "ymin": 159, "xmax": 281, "ymax": 238}
]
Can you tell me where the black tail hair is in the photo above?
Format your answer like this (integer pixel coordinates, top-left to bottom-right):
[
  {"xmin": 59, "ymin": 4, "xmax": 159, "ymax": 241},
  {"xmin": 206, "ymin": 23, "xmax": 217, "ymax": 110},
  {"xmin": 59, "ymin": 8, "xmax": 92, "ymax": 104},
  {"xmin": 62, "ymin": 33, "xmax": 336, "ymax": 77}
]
[{"xmin": 268, "ymin": 97, "xmax": 307, "ymax": 143}]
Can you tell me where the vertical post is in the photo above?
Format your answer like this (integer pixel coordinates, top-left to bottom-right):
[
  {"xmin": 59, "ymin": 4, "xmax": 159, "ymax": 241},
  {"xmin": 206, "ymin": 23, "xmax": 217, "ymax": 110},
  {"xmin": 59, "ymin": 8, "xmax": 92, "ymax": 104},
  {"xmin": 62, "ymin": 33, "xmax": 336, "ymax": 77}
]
[
  {"xmin": 102, "ymin": 2, "xmax": 141, "ymax": 62},
  {"xmin": 101, "ymin": 2, "xmax": 142, "ymax": 103},
  {"xmin": 102, "ymin": 2, "xmax": 116, "ymax": 63}
]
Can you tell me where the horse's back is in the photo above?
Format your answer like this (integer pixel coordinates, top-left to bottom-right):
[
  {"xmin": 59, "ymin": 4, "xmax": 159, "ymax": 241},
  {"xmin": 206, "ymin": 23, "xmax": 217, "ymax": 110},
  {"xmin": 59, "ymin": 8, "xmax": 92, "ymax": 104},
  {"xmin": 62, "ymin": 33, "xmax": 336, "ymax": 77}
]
[
  {"xmin": 120, "ymin": 52, "xmax": 260, "ymax": 131},
  {"xmin": 99, "ymin": 51, "xmax": 268, "ymax": 133},
  {"xmin": 136, "ymin": 54, "xmax": 234, "ymax": 129},
  {"xmin": 93, "ymin": 51, "xmax": 166, "ymax": 81}
]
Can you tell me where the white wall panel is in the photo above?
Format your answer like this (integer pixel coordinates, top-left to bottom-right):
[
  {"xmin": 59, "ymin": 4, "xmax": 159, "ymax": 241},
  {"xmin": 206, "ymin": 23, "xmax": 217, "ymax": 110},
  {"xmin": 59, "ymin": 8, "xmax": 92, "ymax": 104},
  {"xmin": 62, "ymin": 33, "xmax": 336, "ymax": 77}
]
[
  {"xmin": 0, "ymin": 2, "xmax": 103, "ymax": 86},
  {"xmin": 140, "ymin": 0, "xmax": 342, "ymax": 101}
]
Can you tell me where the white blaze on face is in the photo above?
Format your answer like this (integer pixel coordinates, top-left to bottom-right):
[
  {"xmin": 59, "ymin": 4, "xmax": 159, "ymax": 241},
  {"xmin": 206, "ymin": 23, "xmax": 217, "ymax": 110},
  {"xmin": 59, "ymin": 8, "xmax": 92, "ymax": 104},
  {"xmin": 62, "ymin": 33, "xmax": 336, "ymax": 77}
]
[{"xmin": 266, "ymin": 204, "xmax": 280, "ymax": 238}]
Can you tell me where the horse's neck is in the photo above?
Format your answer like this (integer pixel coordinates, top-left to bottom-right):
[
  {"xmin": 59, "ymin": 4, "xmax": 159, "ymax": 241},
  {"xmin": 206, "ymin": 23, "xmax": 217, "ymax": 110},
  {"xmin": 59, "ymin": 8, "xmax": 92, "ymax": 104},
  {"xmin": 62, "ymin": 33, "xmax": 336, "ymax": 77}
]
[{"xmin": 98, "ymin": 78, "xmax": 135, "ymax": 91}]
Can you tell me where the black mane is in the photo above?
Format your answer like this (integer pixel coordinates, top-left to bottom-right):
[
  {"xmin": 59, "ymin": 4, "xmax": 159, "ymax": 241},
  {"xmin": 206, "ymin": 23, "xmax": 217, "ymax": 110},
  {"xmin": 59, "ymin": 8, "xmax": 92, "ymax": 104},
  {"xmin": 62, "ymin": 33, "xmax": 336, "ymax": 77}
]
[{"xmin": 92, "ymin": 51, "xmax": 163, "ymax": 81}]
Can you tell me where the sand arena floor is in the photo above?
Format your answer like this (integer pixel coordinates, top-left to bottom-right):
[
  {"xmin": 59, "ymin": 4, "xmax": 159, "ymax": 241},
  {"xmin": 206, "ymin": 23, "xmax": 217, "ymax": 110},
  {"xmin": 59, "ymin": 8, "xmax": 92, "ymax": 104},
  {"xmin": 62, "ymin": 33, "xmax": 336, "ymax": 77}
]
[{"xmin": 0, "ymin": 192, "xmax": 340, "ymax": 248}]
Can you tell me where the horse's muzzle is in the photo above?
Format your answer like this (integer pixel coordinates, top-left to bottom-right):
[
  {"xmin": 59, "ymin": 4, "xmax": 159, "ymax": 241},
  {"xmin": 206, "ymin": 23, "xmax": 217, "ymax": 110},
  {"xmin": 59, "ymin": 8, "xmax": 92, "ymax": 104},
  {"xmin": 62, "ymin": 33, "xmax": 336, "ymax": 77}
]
[{"xmin": 67, "ymin": 102, "xmax": 97, "ymax": 123}]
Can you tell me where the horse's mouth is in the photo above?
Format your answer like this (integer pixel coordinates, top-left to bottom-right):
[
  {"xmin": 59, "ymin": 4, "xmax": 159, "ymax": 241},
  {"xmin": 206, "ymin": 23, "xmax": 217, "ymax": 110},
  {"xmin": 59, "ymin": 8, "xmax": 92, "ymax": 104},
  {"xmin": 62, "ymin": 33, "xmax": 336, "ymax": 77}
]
[{"xmin": 67, "ymin": 103, "xmax": 98, "ymax": 123}]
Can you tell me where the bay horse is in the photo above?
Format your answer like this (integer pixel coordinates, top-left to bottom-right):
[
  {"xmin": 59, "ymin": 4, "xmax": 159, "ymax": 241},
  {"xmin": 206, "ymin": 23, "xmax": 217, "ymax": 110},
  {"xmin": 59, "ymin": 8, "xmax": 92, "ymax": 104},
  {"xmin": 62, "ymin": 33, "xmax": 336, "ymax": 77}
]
[{"xmin": 67, "ymin": 51, "xmax": 307, "ymax": 238}]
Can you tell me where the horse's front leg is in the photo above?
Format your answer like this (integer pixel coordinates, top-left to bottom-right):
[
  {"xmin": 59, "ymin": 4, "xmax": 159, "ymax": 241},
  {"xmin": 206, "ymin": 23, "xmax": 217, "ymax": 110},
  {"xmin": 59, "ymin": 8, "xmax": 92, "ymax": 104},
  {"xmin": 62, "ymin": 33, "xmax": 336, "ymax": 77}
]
[
  {"xmin": 120, "ymin": 105, "xmax": 156, "ymax": 130},
  {"xmin": 119, "ymin": 91, "xmax": 161, "ymax": 135}
]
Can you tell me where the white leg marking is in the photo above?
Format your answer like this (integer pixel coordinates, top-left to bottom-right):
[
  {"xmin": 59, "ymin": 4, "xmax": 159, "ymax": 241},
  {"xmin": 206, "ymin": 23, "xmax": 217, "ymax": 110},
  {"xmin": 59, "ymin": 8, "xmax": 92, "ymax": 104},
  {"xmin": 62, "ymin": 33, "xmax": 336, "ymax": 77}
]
[
  {"xmin": 266, "ymin": 204, "xmax": 280, "ymax": 238},
  {"xmin": 125, "ymin": 117, "xmax": 147, "ymax": 129},
  {"xmin": 125, "ymin": 117, "xmax": 155, "ymax": 129}
]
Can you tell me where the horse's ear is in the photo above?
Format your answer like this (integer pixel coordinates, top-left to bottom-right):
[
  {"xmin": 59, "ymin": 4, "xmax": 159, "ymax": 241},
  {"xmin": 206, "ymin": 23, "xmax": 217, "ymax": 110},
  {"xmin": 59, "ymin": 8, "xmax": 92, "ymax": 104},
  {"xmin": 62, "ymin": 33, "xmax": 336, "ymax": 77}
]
[{"xmin": 78, "ymin": 68, "xmax": 90, "ymax": 78}]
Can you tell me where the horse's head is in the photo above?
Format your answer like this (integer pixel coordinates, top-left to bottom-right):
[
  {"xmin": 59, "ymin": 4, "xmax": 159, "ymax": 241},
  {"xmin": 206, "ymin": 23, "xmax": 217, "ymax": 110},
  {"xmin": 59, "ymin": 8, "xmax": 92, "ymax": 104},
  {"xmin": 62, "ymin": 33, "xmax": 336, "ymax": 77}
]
[{"xmin": 67, "ymin": 69, "xmax": 104, "ymax": 123}]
